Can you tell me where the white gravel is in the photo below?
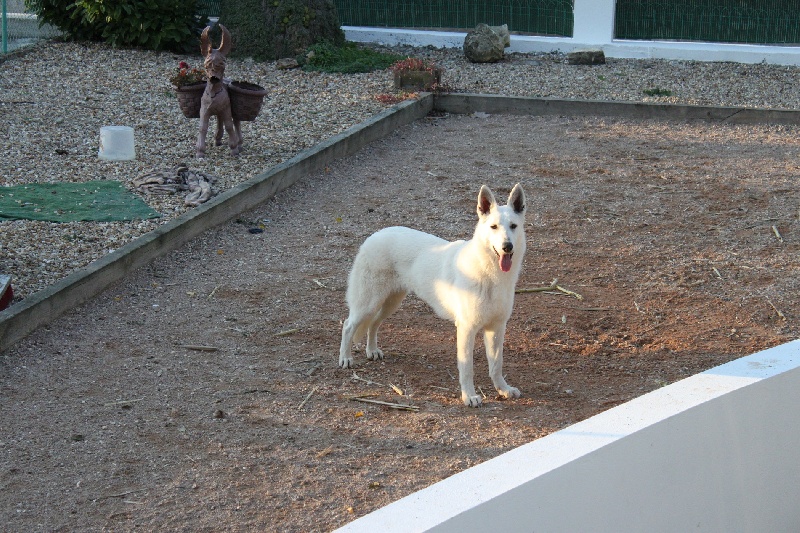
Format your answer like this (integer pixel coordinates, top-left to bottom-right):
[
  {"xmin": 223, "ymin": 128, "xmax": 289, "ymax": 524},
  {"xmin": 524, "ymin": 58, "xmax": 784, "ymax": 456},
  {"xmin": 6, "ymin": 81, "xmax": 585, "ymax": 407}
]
[{"xmin": 2, "ymin": 39, "xmax": 800, "ymax": 302}]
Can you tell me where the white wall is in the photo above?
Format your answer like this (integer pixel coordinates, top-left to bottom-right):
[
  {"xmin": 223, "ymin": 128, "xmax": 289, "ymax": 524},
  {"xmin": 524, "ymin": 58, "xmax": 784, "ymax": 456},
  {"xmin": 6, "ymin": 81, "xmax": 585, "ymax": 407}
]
[
  {"xmin": 343, "ymin": 0, "xmax": 800, "ymax": 66},
  {"xmin": 336, "ymin": 340, "xmax": 800, "ymax": 532}
]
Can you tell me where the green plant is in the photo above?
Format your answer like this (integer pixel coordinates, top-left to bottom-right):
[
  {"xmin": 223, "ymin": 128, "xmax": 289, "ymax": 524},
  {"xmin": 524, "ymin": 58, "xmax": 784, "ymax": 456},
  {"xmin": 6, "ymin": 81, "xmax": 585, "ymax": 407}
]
[
  {"xmin": 221, "ymin": 0, "xmax": 345, "ymax": 61},
  {"xmin": 169, "ymin": 61, "xmax": 206, "ymax": 87},
  {"xmin": 643, "ymin": 87, "xmax": 673, "ymax": 97},
  {"xmin": 301, "ymin": 41, "xmax": 402, "ymax": 73},
  {"xmin": 24, "ymin": 0, "xmax": 206, "ymax": 51}
]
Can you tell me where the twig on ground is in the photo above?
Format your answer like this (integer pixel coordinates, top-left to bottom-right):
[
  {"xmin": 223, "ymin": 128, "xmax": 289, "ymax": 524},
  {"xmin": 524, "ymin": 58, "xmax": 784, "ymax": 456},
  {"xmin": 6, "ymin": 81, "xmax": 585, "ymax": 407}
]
[
  {"xmin": 767, "ymin": 299, "xmax": 786, "ymax": 320},
  {"xmin": 352, "ymin": 372, "xmax": 386, "ymax": 387},
  {"xmin": 316, "ymin": 446, "xmax": 334, "ymax": 458},
  {"xmin": 516, "ymin": 278, "xmax": 583, "ymax": 300},
  {"xmin": 95, "ymin": 489, "xmax": 144, "ymax": 501},
  {"xmin": 298, "ymin": 386, "xmax": 318, "ymax": 410},
  {"xmin": 179, "ymin": 344, "xmax": 219, "ymax": 352},
  {"xmin": 772, "ymin": 225, "xmax": 784, "ymax": 243},
  {"xmin": 389, "ymin": 383, "xmax": 404, "ymax": 396},
  {"xmin": 207, "ymin": 285, "xmax": 219, "ymax": 299},
  {"xmin": 306, "ymin": 362, "xmax": 322, "ymax": 377},
  {"xmin": 712, "ymin": 266, "xmax": 723, "ymax": 279},
  {"xmin": 347, "ymin": 396, "xmax": 419, "ymax": 411},
  {"xmin": 103, "ymin": 398, "xmax": 144, "ymax": 407},
  {"xmin": 274, "ymin": 328, "xmax": 299, "ymax": 337}
]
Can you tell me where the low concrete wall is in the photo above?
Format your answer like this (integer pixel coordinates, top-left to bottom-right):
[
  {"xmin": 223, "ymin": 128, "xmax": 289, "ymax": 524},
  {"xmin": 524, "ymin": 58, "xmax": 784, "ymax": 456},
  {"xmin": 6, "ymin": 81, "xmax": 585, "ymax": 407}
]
[
  {"xmin": 434, "ymin": 93, "xmax": 800, "ymax": 124},
  {"xmin": 337, "ymin": 339, "xmax": 800, "ymax": 532},
  {"xmin": 0, "ymin": 95, "xmax": 433, "ymax": 353}
]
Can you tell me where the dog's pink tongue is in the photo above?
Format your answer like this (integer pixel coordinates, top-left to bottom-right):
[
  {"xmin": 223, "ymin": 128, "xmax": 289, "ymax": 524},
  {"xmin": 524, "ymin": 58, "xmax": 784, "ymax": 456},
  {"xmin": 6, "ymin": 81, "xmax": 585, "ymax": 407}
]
[{"xmin": 500, "ymin": 254, "xmax": 512, "ymax": 272}]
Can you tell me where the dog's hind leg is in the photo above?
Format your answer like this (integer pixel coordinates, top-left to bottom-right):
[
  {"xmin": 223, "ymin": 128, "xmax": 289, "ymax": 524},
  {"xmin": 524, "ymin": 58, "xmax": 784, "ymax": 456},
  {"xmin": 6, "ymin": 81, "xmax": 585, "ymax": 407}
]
[
  {"xmin": 484, "ymin": 326, "xmax": 521, "ymax": 400},
  {"xmin": 339, "ymin": 313, "xmax": 367, "ymax": 369},
  {"xmin": 365, "ymin": 291, "xmax": 405, "ymax": 361}
]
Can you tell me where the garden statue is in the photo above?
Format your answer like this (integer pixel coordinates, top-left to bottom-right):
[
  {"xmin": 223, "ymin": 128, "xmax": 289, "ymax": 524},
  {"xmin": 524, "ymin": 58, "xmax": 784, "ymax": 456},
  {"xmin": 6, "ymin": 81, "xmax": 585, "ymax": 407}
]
[{"xmin": 196, "ymin": 24, "xmax": 241, "ymax": 159}]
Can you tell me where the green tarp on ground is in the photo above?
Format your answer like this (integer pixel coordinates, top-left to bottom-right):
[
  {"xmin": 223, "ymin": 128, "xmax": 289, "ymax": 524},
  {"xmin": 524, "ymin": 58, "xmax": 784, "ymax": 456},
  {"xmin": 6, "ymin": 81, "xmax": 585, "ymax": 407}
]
[{"xmin": 0, "ymin": 181, "xmax": 160, "ymax": 222}]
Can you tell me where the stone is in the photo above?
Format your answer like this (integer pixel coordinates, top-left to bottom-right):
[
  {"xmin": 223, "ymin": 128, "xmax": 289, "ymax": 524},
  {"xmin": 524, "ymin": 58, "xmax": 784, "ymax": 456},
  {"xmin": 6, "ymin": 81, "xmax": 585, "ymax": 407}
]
[
  {"xmin": 567, "ymin": 48, "xmax": 606, "ymax": 65},
  {"xmin": 277, "ymin": 57, "xmax": 300, "ymax": 70},
  {"xmin": 490, "ymin": 24, "xmax": 511, "ymax": 47},
  {"xmin": 463, "ymin": 23, "xmax": 505, "ymax": 63}
]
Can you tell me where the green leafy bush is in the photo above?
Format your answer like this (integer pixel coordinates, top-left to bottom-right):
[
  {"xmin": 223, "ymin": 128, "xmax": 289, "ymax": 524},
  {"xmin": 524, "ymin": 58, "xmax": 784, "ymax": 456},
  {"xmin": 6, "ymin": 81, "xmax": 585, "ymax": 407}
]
[
  {"xmin": 24, "ymin": 0, "xmax": 207, "ymax": 51},
  {"xmin": 221, "ymin": 0, "xmax": 345, "ymax": 61},
  {"xmin": 301, "ymin": 41, "xmax": 403, "ymax": 73}
]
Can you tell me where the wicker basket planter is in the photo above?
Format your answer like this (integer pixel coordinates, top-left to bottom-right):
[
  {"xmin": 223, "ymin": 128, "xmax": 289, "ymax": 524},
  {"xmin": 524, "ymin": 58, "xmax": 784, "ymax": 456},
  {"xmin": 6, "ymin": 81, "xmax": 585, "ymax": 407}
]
[
  {"xmin": 228, "ymin": 81, "xmax": 268, "ymax": 121},
  {"xmin": 175, "ymin": 82, "xmax": 206, "ymax": 119}
]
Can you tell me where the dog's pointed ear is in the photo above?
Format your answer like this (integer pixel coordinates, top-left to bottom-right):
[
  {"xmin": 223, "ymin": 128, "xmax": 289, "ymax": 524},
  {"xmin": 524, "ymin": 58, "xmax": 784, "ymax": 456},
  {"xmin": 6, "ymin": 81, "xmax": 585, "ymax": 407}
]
[
  {"xmin": 200, "ymin": 26, "xmax": 212, "ymax": 57},
  {"xmin": 477, "ymin": 185, "xmax": 496, "ymax": 217},
  {"xmin": 218, "ymin": 24, "xmax": 232, "ymax": 56},
  {"xmin": 508, "ymin": 183, "xmax": 526, "ymax": 215}
]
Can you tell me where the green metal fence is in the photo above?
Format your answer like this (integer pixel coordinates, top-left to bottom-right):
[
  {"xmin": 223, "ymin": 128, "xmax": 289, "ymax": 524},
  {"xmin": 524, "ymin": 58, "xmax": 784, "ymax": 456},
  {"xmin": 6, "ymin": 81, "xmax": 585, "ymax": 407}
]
[
  {"xmin": 615, "ymin": 0, "xmax": 800, "ymax": 45},
  {"xmin": 333, "ymin": 0, "xmax": 575, "ymax": 37},
  {"xmin": 1, "ymin": 0, "xmax": 60, "ymax": 53}
]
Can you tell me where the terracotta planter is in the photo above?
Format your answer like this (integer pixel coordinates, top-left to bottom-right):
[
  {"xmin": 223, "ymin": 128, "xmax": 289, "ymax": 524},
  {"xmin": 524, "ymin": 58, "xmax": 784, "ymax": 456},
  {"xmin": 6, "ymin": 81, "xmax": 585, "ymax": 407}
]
[
  {"xmin": 393, "ymin": 67, "xmax": 443, "ymax": 91},
  {"xmin": 175, "ymin": 82, "xmax": 206, "ymax": 118},
  {"xmin": 228, "ymin": 80, "xmax": 268, "ymax": 121}
]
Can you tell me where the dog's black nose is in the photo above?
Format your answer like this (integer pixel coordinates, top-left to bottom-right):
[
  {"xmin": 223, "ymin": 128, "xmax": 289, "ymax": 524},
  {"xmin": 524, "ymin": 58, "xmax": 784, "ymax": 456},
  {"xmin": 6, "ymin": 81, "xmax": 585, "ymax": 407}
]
[{"xmin": 502, "ymin": 242, "xmax": 513, "ymax": 253}]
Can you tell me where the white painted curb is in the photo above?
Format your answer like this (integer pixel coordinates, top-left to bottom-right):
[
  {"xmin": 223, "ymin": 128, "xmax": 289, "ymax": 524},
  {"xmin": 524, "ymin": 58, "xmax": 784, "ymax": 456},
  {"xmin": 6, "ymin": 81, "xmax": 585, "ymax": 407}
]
[{"xmin": 337, "ymin": 339, "xmax": 800, "ymax": 532}]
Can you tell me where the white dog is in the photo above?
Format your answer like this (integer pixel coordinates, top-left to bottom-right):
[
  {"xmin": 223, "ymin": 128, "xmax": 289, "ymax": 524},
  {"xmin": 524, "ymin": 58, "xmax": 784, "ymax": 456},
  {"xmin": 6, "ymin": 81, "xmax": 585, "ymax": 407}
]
[{"xmin": 339, "ymin": 183, "xmax": 526, "ymax": 407}]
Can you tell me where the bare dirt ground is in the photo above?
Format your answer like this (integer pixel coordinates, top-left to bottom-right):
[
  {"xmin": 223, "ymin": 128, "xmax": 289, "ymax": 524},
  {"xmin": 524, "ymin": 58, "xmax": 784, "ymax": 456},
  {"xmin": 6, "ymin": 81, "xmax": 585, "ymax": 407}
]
[{"xmin": 1, "ymin": 113, "xmax": 798, "ymax": 531}]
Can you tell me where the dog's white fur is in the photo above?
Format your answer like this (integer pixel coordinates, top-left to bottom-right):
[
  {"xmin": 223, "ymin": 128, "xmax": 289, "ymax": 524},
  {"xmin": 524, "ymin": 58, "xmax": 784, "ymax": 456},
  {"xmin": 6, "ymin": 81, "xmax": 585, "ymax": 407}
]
[{"xmin": 339, "ymin": 183, "xmax": 526, "ymax": 407}]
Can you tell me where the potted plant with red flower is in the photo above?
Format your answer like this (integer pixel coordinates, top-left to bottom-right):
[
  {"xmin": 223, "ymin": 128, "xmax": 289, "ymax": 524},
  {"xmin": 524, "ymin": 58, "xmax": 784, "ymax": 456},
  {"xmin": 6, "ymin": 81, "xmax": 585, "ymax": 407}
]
[{"xmin": 170, "ymin": 61, "xmax": 207, "ymax": 118}]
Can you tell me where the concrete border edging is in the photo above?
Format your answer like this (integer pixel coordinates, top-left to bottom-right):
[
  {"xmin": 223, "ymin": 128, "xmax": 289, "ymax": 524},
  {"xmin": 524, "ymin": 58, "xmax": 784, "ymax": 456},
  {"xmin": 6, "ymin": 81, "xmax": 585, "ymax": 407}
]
[
  {"xmin": 336, "ymin": 340, "xmax": 800, "ymax": 532},
  {"xmin": 0, "ymin": 95, "xmax": 433, "ymax": 353},
  {"xmin": 434, "ymin": 93, "xmax": 800, "ymax": 124}
]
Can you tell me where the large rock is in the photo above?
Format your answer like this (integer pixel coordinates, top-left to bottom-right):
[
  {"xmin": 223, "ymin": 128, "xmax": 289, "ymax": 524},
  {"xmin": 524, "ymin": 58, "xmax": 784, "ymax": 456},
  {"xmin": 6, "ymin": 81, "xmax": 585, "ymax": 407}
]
[
  {"xmin": 490, "ymin": 24, "xmax": 511, "ymax": 47},
  {"xmin": 567, "ymin": 48, "xmax": 606, "ymax": 65},
  {"xmin": 463, "ymin": 23, "xmax": 504, "ymax": 63}
]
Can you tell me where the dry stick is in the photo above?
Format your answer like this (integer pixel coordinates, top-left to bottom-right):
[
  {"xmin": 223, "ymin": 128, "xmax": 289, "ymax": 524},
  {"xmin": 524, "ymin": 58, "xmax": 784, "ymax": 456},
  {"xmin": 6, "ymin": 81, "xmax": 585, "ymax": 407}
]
[
  {"xmin": 352, "ymin": 372, "xmax": 386, "ymax": 387},
  {"xmin": 347, "ymin": 396, "xmax": 419, "ymax": 411},
  {"xmin": 389, "ymin": 383, "xmax": 404, "ymax": 396},
  {"xmin": 180, "ymin": 344, "xmax": 219, "ymax": 352},
  {"xmin": 712, "ymin": 266, "xmax": 723, "ymax": 279},
  {"xmin": 766, "ymin": 299, "xmax": 786, "ymax": 320},
  {"xmin": 516, "ymin": 278, "xmax": 583, "ymax": 300},
  {"xmin": 772, "ymin": 225, "xmax": 784, "ymax": 243},
  {"xmin": 274, "ymin": 328, "xmax": 299, "ymax": 337},
  {"xmin": 298, "ymin": 386, "xmax": 318, "ymax": 410},
  {"xmin": 103, "ymin": 398, "xmax": 144, "ymax": 407}
]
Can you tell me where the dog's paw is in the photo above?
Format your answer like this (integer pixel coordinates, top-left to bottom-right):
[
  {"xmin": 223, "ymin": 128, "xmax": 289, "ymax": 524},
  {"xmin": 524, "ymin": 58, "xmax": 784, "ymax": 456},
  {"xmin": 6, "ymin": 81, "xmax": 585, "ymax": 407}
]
[
  {"xmin": 366, "ymin": 348, "xmax": 384, "ymax": 361},
  {"xmin": 462, "ymin": 393, "xmax": 483, "ymax": 408},
  {"xmin": 497, "ymin": 386, "xmax": 521, "ymax": 400},
  {"xmin": 338, "ymin": 355, "xmax": 354, "ymax": 369}
]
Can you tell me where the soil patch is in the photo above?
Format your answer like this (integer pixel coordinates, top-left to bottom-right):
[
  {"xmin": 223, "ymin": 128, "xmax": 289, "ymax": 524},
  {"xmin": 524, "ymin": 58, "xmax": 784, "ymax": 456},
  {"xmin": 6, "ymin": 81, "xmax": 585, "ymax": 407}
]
[{"xmin": 1, "ymin": 113, "xmax": 798, "ymax": 531}]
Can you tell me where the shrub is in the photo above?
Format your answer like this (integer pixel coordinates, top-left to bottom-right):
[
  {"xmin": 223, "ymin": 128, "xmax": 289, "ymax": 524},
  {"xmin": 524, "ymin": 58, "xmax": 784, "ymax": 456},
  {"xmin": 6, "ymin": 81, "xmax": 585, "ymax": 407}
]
[
  {"xmin": 301, "ymin": 41, "xmax": 403, "ymax": 73},
  {"xmin": 221, "ymin": 0, "xmax": 345, "ymax": 61},
  {"xmin": 24, "ymin": 0, "xmax": 206, "ymax": 51}
]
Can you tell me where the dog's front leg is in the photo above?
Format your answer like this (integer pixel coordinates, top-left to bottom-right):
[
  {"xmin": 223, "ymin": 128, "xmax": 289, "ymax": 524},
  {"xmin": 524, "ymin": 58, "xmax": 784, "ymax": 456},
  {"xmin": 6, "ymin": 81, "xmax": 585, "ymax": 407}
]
[
  {"xmin": 456, "ymin": 325, "xmax": 481, "ymax": 407},
  {"xmin": 484, "ymin": 326, "xmax": 521, "ymax": 400}
]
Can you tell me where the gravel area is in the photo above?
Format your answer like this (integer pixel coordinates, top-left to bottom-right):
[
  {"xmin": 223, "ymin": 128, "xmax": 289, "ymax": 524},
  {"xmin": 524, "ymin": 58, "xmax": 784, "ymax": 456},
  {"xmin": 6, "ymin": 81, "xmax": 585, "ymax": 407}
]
[{"xmin": 2, "ymin": 39, "xmax": 800, "ymax": 302}]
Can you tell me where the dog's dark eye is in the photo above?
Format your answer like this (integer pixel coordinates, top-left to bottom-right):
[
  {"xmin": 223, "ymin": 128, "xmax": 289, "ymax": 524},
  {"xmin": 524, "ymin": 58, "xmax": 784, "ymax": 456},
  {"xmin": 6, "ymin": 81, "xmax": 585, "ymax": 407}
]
[
  {"xmin": 490, "ymin": 224, "xmax": 498, "ymax": 230},
  {"xmin": 510, "ymin": 224, "xmax": 517, "ymax": 230}
]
